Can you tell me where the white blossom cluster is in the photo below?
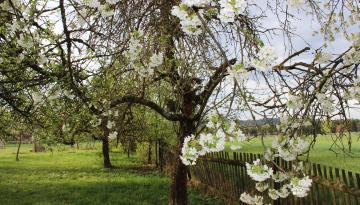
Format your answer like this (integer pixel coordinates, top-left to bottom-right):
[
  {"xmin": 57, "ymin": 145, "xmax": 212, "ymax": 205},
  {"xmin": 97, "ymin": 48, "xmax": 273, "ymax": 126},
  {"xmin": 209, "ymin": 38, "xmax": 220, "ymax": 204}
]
[
  {"xmin": 218, "ymin": 0, "xmax": 246, "ymax": 23},
  {"xmin": 344, "ymin": 48, "xmax": 360, "ymax": 65},
  {"xmin": 180, "ymin": 134, "xmax": 202, "ymax": 165},
  {"xmin": 316, "ymin": 93, "xmax": 334, "ymax": 113},
  {"xmin": 255, "ymin": 182, "xmax": 269, "ymax": 192},
  {"xmin": 250, "ymin": 46, "xmax": 278, "ymax": 72},
  {"xmin": 199, "ymin": 130, "xmax": 226, "ymax": 153},
  {"xmin": 125, "ymin": 31, "xmax": 164, "ymax": 77},
  {"xmin": 239, "ymin": 192, "xmax": 264, "ymax": 205},
  {"xmin": 287, "ymin": 94, "xmax": 302, "ymax": 110},
  {"xmin": 289, "ymin": 176, "xmax": 313, "ymax": 197},
  {"xmin": 61, "ymin": 124, "xmax": 71, "ymax": 132},
  {"xmin": 315, "ymin": 52, "xmax": 332, "ymax": 64},
  {"xmin": 171, "ymin": 0, "xmax": 247, "ymax": 35},
  {"xmin": 272, "ymin": 171, "xmax": 288, "ymax": 183},
  {"xmin": 182, "ymin": 0, "xmax": 212, "ymax": 7},
  {"xmin": 270, "ymin": 136, "xmax": 309, "ymax": 161},
  {"xmin": 171, "ymin": 4, "xmax": 203, "ymax": 35},
  {"xmin": 106, "ymin": 120, "xmax": 115, "ymax": 129},
  {"xmin": 148, "ymin": 52, "xmax": 164, "ymax": 68},
  {"xmin": 108, "ymin": 131, "xmax": 118, "ymax": 140},
  {"xmin": 287, "ymin": 0, "xmax": 306, "ymax": 8},
  {"xmin": 246, "ymin": 159, "xmax": 273, "ymax": 182},
  {"xmin": 244, "ymin": 158, "xmax": 311, "ymax": 203},
  {"xmin": 268, "ymin": 185, "xmax": 290, "ymax": 200},
  {"xmin": 83, "ymin": 0, "xmax": 117, "ymax": 18},
  {"xmin": 227, "ymin": 121, "xmax": 247, "ymax": 150},
  {"xmin": 227, "ymin": 63, "xmax": 250, "ymax": 85},
  {"xmin": 180, "ymin": 111, "xmax": 247, "ymax": 165}
]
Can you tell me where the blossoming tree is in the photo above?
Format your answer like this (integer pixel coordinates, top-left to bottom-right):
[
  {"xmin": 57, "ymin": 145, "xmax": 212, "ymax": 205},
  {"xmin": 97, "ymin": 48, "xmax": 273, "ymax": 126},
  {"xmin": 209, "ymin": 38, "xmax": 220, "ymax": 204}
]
[{"xmin": 0, "ymin": 0, "xmax": 359, "ymax": 205}]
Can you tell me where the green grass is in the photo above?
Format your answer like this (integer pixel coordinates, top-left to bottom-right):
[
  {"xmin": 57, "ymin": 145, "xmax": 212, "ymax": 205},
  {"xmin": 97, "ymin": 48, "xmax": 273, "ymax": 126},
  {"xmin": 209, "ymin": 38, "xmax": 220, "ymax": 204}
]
[
  {"xmin": 0, "ymin": 144, "xmax": 224, "ymax": 205},
  {"xmin": 227, "ymin": 134, "xmax": 360, "ymax": 172}
]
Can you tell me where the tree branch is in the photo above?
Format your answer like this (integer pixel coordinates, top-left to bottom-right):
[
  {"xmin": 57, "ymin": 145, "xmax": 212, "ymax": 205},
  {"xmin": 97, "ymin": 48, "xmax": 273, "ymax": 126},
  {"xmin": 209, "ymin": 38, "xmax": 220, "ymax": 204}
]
[{"xmin": 110, "ymin": 96, "xmax": 187, "ymax": 122}]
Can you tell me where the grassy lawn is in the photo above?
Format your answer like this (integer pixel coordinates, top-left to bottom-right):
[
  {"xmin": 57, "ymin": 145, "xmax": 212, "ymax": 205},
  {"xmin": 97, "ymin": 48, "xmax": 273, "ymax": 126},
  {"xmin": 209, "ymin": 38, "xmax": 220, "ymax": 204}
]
[
  {"xmin": 227, "ymin": 134, "xmax": 360, "ymax": 172},
  {"xmin": 0, "ymin": 144, "xmax": 224, "ymax": 205}
]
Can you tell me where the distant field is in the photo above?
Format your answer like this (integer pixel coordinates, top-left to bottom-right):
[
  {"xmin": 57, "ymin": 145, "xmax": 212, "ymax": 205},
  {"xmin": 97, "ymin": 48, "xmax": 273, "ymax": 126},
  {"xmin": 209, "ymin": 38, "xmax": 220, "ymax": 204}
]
[
  {"xmin": 226, "ymin": 133, "xmax": 360, "ymax": 172},
  {"xmin": 0, "ymin": 144, "xmax": 224, "ymax": 205}
]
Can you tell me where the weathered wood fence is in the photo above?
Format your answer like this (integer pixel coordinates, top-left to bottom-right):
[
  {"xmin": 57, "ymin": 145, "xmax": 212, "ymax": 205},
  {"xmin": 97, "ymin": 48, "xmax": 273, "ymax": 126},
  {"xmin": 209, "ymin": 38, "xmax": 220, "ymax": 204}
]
[{"xmin": 190, "ymin": 152, "xmax": 360, "ymax": 205}]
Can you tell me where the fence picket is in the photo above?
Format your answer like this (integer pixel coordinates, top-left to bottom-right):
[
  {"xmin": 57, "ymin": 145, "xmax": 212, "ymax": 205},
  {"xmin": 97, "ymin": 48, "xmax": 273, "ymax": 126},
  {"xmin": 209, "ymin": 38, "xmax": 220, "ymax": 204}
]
[{"xmin": 335, "ymin": 168, "xmax": 343, "ymax": 205}]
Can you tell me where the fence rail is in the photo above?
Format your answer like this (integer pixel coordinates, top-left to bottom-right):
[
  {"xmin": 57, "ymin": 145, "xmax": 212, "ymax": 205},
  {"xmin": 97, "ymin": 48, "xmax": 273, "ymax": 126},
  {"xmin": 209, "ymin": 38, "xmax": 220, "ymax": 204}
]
[{"xmin": 190, "ymin": 152, "xmax": 360, "ymax": 205}]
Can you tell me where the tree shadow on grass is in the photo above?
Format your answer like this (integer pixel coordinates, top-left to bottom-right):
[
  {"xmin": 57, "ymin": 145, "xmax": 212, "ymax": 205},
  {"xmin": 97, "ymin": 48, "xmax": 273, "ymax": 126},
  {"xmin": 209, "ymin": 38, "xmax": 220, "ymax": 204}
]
[{"xmin": 0, "ymin": 180, "xmax": 169, "ymax": 205}]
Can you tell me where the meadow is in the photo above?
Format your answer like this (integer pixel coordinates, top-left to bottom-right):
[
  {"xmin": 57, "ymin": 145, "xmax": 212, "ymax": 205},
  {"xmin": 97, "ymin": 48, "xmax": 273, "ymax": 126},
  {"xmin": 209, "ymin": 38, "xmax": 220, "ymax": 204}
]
[
  {"xmin": 1, "ymin": 134, "xmax": 359, "ymax": 205},
  {"xmin": 0, "ymin": 144, "xmax": 224, "ymax": 205},
  {"xmin": 230, "ymin": 133, "xmax": 360, "ymax": 172}
]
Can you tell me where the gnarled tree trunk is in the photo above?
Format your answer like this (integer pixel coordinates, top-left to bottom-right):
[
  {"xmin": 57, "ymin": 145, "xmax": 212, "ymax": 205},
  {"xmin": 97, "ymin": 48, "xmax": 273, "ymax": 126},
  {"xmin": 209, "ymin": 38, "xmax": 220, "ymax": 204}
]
[
  {"xmin": 101, "ymin": 117, "xmax": 112, "ymax": 168},
  {"xmin": 169, "ymin": 84, "xmax": 195, "ymax": 205},
  {"xmin": 169, "ymin": 121, "xmax": 193, "ymax": 205},
  {"xmin": 102, "ymin": 136, "xmax": 112, "ymax": 168}
]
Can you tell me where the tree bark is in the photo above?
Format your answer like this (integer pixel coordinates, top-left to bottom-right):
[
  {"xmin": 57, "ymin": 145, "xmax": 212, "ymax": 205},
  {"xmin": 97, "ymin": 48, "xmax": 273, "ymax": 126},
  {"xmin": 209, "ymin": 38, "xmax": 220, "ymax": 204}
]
[
  {"xmin": 102, "ymin": 136, "xmax": 112, "ymax": 168},
  {"xmin": 101, "ymin": 117, "xmax": 112, "ymax": 168},
  {"xmin": 147, "ymin": 141, "xmax": 152, "ymax": 164},
  {"xmin": 16, "ymin": 133, "xmax": 22, "ymax": 161},
  {"xmin": 169, "ymin": 83, "xmax": 195, "ymax": 205}
]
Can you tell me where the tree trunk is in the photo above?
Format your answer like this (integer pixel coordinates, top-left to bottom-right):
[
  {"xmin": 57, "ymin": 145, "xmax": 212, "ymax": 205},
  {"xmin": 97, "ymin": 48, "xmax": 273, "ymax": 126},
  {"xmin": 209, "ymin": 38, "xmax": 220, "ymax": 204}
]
[
  {"xmin": 16, "ymin": 133, "xmax": 22, "ymax": 161},
  {"xmin": 101, "ymin": 118, "xmax": 112, "ymax": 168},
  {"xmin": 102, "ymin": 136, "xmax": 112, "ymax": 168},
  {"xmin": 169, "ymin": 83, "xmax": 195, "ymax": 205},
  {"xmin": 169, "ymin": 120, "xmax": 193, "ymax": 205},
  {"xmin": 147, "ymin": 141, "xmax": 152, "ymax": 164}
]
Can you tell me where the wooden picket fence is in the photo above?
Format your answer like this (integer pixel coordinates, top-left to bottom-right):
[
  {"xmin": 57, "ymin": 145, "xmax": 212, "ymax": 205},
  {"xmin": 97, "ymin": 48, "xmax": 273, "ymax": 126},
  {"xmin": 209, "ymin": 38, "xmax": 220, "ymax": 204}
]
[{"xmin": 190, "ymin": 152, "xmax": 360, "ymax": 205}]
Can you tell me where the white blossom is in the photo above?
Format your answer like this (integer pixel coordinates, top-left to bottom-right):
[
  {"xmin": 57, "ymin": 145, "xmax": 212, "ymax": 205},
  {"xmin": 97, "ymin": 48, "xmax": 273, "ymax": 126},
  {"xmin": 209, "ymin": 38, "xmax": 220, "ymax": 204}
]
[
  {"xmin": 255, "ymin": 182, "xmax": 269, "ymax": 192},
  {"xmin": 93, "ymin": 118, "xmax": 102, "ymax": 127},
  {"xmin": 218, "ymin": 0, "xmax": 246, "ymax": 23},
  {"xmin": 289, "ymin": 176, "xmax": 312, "ymax": 197},
  {"xmin": 343, "ymin": 47, "xmax": 360, "ymax": 64},
  {"xmin": 64, "ymin": 90, "xmax": 75, "ymax": 99},
  {"xmin": 316, "ymin": 93, "xmax": 334, "ymax": 113},
  {"xmin": 199, "ymin": 130, "xmax": 225, "ymax": 153},
  {"xmin": 287, "ymin": 94, "xmax": 302, "ymax": 110},
  {"xmin": 290, "ymin": 138, "xmax": 309, "ymax": 153},
  {"xmin": 292, "ymin": 161, "xmax": 305, "ymax": 172},
  {"xmin": 108, "ymin": 131, "xmax": 118, "ymax": 140},
  {"xmin": 277, "ymin": 146, "xmax": 297, "ymax": 161},
  {"xmin": 182, "ymin": 0, "xmax": 212, "ymax": 7},
  {"xmin": 148, "ymin": 52, "xmax": 164, "ymax": 68},
  {"xmin": 250, "ymin": 46, "xmax": 278, "ymax": 72},
  {"xmin": 105, "ymin": 0, "xmax": 120, "ymax": 5},
  {"xmin": 268, "ymin": 185, "xmax": 290, "ymax": 200},
  {"xmin": 32, "ymin": 92, "xmax": 43, "ymax": 106},
  {"xmin": 268, "ymin": 188, "xmax": 279, "ymax": 200},
  {"xmin": 277, "ymin": 185, "xmax": 290, "ymax": 198},
  {"xmin": 264, "ymin": 148, "xmax": 275, "ymax": 161},
  {"xmin": 240, "ymin": 192, "xmax": 264, "ymax": 205},
  {"xmin": 316, "ymin": 52, "xmax": 332, "ymax": 64},
  {"xmin": 18, "ymin": 34, "xmax": 34, "ymax": 49},
  {"xmin": 99, "ymin": 4, "xmax": 114, "ymax": 18},
  {"xmin": 288, "ymin": 0, "xmax": 306, "ymax": 7},
  {"xmin": 84, "ymin": 0, "xmax": 100, "ymax": 8},
  {"xmin": 171, "ymin": 4, "xmax": 203, "ymax": 35},
  {"xmin": 272, "ymin": 171, "xmax": 288, "ymax": 182},
  {"xmin": 106, "ymin": 120, "xmax": 115, "ymax": 129},
  {"xmin": 127, "ymin": 36, "xmax": 142, "ymax": 62},
  {"xmin": 62, "ymin": 124, "xmax": 71, "ymax": 132},
  {"xmin": 180, "ymin": 134, "xmax": 201, "ymax": 165},
  {"xmin": 246, "ymin": 159, "xmax": 273, "ymax": 182},
  {"xmin": 228, "ymin": 128, "xmax": 247, "ymax": 150},
  {"xmin": 228, "ymin": 63, "xmax": 250, "ymax": 84}
]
